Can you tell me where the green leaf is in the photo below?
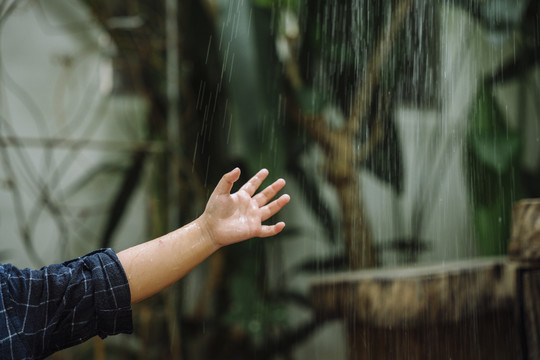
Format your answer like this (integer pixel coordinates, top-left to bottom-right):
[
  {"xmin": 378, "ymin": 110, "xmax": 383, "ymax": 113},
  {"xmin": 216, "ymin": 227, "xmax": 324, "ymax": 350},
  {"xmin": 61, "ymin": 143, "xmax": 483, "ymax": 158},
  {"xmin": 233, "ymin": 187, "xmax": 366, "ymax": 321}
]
[
  {"xmin": 465, "ymin": 84, "xmax": 523, "ymax": 256},
  {"xmin": 468, "ymin": 84, "xmax": 506, "ymax": 134},
  {"xmin": 474, "ymin": 195, "xmax": 513, "ymax": 255},
  {"xmin": 469, "ymin": 133, "xmax": 520, "ymax": 173},
  {"xmin": 252, "ymin": 0, "xmax": 274, "ymax": 7},
  {"xmin": 467, "ymin": 164, "xmax": 518, "ymax": 255},
  {"xmin": 466, "ymin": 84, "xmax": 521, "ymax": 173},
  {"xmin": 465, "ymin": 85, "xmax": 521, "ymax": 206}
]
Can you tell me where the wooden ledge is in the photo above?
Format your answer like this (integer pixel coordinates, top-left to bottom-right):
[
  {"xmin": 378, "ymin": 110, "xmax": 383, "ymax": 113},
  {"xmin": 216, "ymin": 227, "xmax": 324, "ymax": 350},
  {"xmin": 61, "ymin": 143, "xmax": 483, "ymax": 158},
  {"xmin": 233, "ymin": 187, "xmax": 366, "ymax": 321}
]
[
  {"xmin": 310, "ymin": 257, "xmax": 517, "ymax": 327},
  {"xmin": 509, "ymin": 198, "xmax": 540, "ymax": 261}
]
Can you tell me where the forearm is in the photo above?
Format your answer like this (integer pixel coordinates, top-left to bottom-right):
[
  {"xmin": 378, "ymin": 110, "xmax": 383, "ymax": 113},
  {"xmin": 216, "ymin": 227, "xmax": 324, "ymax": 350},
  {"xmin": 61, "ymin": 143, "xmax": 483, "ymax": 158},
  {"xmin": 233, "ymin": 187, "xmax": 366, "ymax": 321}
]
[{"xmin": 117, "ymin": 218, "xmax": 219, "ymax": 304}]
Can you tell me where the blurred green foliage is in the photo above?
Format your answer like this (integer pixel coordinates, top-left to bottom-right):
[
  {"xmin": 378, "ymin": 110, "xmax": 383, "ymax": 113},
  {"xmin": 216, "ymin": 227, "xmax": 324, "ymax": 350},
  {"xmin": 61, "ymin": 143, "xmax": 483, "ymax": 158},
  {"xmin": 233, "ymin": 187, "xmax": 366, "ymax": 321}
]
[
  {"xmin": 465, "ymin": 85, "xmax": 522, "ymax": 255},
  {"xmin": 463, "ymin": 0, "xmax": 539, "ymax": 256},
  {"xmin": 222, "ymin": 244, "xmax": 288, "ymax": 343},
  {"xmin": 251, "ymin": 0, "xmax": 300, "ymax": 9}
]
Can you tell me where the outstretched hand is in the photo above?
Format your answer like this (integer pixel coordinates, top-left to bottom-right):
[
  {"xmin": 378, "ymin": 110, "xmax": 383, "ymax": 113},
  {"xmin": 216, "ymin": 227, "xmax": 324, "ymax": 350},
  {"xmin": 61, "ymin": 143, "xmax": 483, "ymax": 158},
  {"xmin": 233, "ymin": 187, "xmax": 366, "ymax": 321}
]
[
  {"xmin": 118, "ymin": 167, "xmax": 289, "ymax": 303},
  {"xmin": 200, "ymin": 168, "xmax": 290, "ymax": 248}
]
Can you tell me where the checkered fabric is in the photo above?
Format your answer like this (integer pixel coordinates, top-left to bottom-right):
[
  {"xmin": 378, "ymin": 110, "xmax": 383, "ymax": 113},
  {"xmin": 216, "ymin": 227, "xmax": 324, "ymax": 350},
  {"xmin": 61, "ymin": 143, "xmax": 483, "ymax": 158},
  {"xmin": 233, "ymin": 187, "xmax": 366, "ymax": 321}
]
[{"xmin": 0, "ymin": 248, "xmax": 133, "ymax": 359}]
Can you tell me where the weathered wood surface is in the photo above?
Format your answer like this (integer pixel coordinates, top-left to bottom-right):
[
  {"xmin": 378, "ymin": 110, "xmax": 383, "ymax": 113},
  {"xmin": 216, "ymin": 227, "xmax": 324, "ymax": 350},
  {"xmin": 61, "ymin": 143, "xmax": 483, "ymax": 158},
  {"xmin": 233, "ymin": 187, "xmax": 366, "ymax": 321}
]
[
  {"xmin": 521, "ymin": 269, "xmax": 540, "ymax": 359},
  {"xmin": 508, "ymin": 199, "xmax": 540, "ymax": 359},
  {"xmin": 346, "ymin": 310, "xmax": 520, "ymax": 360},
  {"xmin": 311, "ymin": 257, "xmax": 515, "ymax": 327},
  {"xmin": 310, "ymin": 258, "xmax": 522, "ymax": 359},
  {"xmin": 509, "ymin": 199, "xmax": 540, "ymax": 261},
  {"xmin": 309, "ymin": 198, "xmax": 540, "ymax": 359}
]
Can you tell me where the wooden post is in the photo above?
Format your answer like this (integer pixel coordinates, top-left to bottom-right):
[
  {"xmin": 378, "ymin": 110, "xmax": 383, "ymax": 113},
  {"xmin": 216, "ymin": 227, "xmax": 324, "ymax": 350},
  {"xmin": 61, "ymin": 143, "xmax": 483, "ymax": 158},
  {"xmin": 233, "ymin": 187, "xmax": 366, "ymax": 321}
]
[{"xmin": 508, "ymin": 199, "xmax": 540, "ymax": 359}]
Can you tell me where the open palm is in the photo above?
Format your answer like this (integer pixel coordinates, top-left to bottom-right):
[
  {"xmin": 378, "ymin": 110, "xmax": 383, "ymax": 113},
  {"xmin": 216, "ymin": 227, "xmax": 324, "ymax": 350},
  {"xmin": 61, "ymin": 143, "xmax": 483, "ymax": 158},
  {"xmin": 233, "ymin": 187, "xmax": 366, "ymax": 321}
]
[{"xmin": 201, "ymin": 168, "xmax": 290, "ymax": 247}]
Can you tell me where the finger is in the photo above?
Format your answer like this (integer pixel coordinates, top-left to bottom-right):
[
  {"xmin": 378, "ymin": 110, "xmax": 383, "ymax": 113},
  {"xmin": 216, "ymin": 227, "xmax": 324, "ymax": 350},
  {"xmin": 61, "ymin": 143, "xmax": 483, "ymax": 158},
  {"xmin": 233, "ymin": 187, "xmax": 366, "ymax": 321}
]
[
  {"xmin": 239, "ymin": 168, "xmax": 269, "ymax": 197},
  {"xmin": 261, "ymin": 194, "xmax": 290, "ymax": 221},
  {"xmin": 213, "ymin": 168, "xmax": 241, "ymax": 195},
  {"xmin": 258, "ymin": 222, "xmax": 286, "ymax": 238},
  {"xmin": 253, "ymin": 178, "xmax": 286, "ymax": 207}
]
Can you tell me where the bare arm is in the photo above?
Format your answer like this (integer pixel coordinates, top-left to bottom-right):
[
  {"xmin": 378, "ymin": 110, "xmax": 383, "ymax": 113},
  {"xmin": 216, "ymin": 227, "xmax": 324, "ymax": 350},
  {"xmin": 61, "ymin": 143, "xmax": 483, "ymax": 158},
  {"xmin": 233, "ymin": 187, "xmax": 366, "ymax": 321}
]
[{"xmin": 117, "ymin": 168, "xmax": 290, "ymax": 304}]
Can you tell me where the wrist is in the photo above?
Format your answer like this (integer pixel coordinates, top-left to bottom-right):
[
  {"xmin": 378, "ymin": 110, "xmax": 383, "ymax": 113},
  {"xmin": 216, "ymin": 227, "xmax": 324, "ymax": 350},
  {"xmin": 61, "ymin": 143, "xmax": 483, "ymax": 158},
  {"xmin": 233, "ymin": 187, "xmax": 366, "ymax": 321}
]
[{"xmin": 195, "ymin": 215, "xmax": 222, "ymax": 252}]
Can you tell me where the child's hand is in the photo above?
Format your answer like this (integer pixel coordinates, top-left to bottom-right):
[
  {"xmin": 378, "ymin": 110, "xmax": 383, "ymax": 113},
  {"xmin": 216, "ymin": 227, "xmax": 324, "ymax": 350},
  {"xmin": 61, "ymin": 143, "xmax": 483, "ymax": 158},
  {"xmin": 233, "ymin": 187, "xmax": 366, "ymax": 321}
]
[{"xmin": 199, "ymin": 168, "xmax": 290, "ymax": 247}]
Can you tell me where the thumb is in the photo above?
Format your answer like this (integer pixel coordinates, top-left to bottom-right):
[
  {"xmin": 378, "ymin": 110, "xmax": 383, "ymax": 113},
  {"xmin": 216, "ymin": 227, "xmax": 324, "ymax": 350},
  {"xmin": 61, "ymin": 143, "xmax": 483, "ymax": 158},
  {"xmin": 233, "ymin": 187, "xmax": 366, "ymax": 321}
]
[{"xmin": 213, "ymin": 168, "xmax": 241, "ymax": 195}]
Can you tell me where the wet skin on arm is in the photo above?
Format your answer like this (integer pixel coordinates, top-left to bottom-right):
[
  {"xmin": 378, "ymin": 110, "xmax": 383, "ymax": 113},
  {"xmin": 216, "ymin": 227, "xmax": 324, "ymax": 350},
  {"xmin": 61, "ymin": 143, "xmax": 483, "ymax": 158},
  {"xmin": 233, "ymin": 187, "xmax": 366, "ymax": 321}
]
[{"xmin": 117, "ymin": 168, "xmax": 290, "ymax": 304}]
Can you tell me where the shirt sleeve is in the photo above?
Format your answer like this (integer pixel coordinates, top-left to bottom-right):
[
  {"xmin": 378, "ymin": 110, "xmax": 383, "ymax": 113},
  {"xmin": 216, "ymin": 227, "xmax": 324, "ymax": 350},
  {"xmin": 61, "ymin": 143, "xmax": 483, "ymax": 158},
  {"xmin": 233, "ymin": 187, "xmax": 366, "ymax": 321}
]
[{"xmin": 1, "ymin": 248, "xmax": 133, "ymax": 359}]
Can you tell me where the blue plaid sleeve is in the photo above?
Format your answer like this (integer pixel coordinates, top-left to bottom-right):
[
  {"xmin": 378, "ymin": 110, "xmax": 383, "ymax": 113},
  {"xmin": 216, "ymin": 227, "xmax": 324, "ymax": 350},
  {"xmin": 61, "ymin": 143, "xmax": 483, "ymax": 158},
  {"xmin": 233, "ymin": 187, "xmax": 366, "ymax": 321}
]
[{"xmin": 0, "ymin": 248, "xmax": 133, "ymax": 359}]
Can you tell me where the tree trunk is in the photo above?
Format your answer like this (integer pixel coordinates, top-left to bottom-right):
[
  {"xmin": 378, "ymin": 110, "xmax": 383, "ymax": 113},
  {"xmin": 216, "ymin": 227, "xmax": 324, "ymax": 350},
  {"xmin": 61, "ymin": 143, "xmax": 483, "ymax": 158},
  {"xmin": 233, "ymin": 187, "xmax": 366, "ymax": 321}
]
[{"xmin": 336, "ymin": 177, "xmax": 376, "ymax": 269}]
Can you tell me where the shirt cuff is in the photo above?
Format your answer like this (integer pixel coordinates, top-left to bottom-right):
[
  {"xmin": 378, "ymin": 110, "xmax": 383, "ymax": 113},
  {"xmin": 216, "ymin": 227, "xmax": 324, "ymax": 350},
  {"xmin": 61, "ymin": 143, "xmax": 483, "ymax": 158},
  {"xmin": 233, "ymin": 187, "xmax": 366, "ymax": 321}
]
[{"xmin": 78, "ymin": 248, "xmax": 133, "ymax": 337}]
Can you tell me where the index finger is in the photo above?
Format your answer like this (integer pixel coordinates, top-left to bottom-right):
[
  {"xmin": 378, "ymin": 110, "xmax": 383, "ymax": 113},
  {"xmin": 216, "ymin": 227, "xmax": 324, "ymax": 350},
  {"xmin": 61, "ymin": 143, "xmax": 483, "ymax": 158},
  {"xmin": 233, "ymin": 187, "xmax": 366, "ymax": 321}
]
[{"xmin": 239, "ymin": 168, "xmax": 269, "ymax": 197}]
